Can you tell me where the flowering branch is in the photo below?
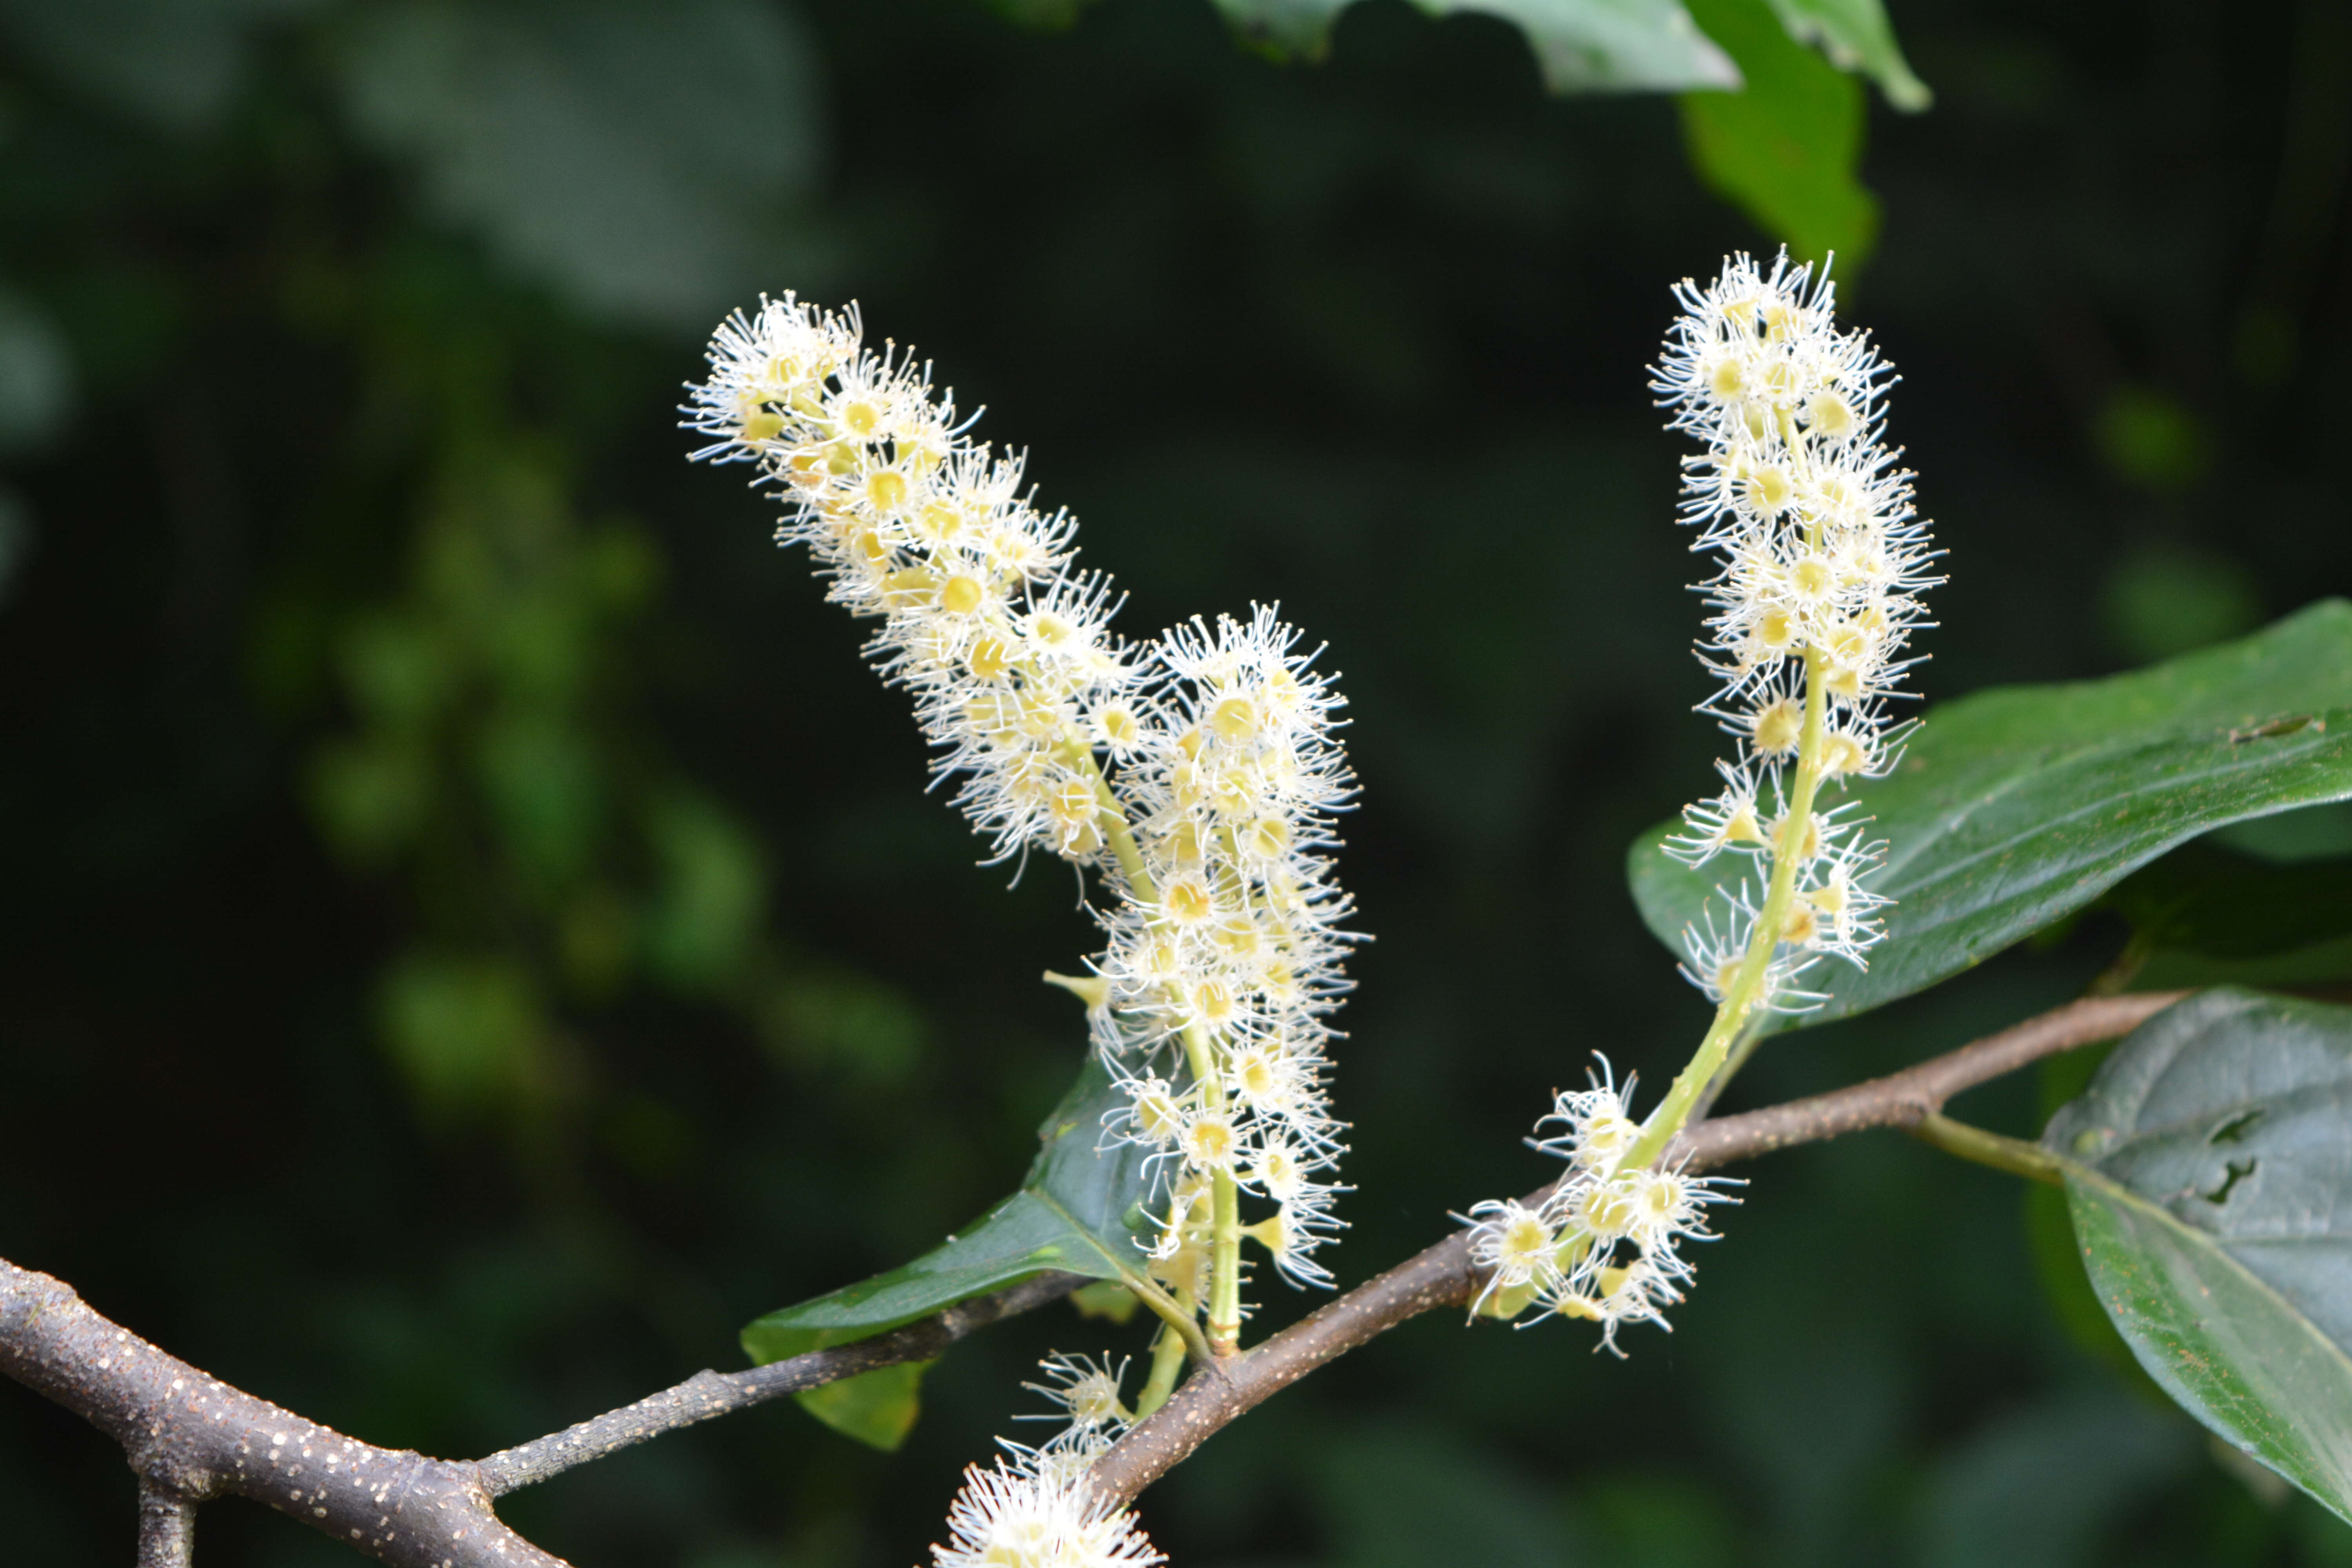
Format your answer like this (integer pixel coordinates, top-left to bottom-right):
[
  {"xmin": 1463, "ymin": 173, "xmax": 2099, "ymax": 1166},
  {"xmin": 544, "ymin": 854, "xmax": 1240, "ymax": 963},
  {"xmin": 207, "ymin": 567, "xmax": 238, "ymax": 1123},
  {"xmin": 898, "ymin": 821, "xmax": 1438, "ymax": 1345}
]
[
  {"xmin": 1083, "ymin": 990, "xmax": 2186, "ymax": 1506},
  {"xmin": 0, "ymin": 994, "xmax": 2187, "ymax": 1562}
]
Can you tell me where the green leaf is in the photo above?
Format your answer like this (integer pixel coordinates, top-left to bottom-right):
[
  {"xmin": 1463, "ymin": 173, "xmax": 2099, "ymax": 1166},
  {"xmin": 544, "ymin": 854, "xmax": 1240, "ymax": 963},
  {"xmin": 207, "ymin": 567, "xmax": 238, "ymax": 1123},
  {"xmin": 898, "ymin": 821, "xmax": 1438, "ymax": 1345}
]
[
  {"xmin": 1759, "ymin": 0, "xmax": 1928, "ymax": 109},
  {"xmin": 1070, "ymin": 1279, "xmax": 1143, "ymax": 1323},
  {"xmin": 793, "ymin": 1360, "xmax": 933, "ymax": 1452},
  {"xmin": 1628, "ymin": 601, "xmax": 2352, "ymax": 1032},
  {"xmin": 740, "ymin": 1054, "xmax": 1156, "ymax": 1367},
  {"xmin": 1210, "ymin": 0, "xmax": 1741, "ymax": 93},
  {"xmin": 2043, "ymin": 989, "xmax": 2352, "ymax": 1521},
  {"xmin": 331, "ymin": 0, "xmax": 824, "ymax": 329},
  {"xmin": 1203, "ymin": 0, "xmax": 1929, "ymax": 101},
  {"xmin": 1677, "ymin": 0, "xmax": 1877, "ymax": 269}
]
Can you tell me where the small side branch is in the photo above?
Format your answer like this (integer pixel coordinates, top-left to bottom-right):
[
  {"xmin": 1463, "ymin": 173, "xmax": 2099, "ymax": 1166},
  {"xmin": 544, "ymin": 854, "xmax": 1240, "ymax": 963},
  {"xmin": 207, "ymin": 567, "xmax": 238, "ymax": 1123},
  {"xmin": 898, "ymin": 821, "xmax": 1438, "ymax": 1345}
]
[
  {"xmin": 1085, "ymin": 991, "xmax": 2185, "ymax": 1506},
  {"xmin": 136, "ymin": 1482, "xmax": 197, "ymax": 1568},
  {"xmin": 476, "ymin": 1270, "xmax": 1088, "ymax": 1494},
  {"xmin": 1911, "ymin": 1112, "xmax": 2068, "ymax": 1185},
  {"xmin": 0, "ymin": 1258, "xmax": 1087, "ymax": 1565}
]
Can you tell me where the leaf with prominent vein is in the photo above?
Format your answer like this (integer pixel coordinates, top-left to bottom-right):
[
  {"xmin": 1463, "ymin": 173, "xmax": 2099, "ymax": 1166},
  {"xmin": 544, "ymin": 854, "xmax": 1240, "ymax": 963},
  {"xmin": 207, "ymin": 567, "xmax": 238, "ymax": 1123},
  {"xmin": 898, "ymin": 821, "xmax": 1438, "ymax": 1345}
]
[
  {"xmin": 2043, "ymin": 989, "xmax": 2352, "ymax": 1519},
  {"xmin": 1628, "ymin": 601, "xmax": 2352, "ymax": 1031}
]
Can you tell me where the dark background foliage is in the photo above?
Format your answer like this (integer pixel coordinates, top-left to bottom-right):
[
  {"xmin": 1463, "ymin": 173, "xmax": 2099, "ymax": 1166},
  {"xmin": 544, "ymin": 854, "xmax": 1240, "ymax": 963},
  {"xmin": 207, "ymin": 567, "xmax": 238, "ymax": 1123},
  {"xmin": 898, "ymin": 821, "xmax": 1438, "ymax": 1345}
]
[{"xmin": 2, "ymin": 0, "xmax": 2350, "ymax": 1563}]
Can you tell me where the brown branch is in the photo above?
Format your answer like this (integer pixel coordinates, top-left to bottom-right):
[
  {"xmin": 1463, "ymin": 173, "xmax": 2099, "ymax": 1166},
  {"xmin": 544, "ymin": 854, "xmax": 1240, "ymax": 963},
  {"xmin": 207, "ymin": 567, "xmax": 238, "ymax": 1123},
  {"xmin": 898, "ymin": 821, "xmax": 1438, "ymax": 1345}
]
[
  {"xmin": 0, "ymin": 992, "xmax": 2192, "ymax": 1557},
  {"xmin": 0, "ymin": 1258, "xmax": 1086, "ymax": 1566},
  {"xmin": 1083, "ymin": 991, "xmax": 2186, "ymax": 1506},
  {"xmin": 0, "ymin": 1254, "xmax": 566, "ymax": 1568},
  {"xmin": 1669, "ymin": 990, "xmax": 2186, "ymax": 1169}
]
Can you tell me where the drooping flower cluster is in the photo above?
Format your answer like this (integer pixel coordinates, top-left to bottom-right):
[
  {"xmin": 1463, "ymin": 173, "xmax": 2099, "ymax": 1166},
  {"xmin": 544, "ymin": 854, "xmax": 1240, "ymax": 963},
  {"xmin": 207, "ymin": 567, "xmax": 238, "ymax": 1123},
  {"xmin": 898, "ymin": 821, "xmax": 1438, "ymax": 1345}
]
[
  {"xmin": 1463, "ymin": 1061, "xmax": 1737, "ymax": 1354},
  {"xmin": 1649, "ymin": 251, "xmax": 1937, "ymax": 1007},
  {"xmin": 687, "ymin": 297, "xmax": 1359, "ymax": 1322}
]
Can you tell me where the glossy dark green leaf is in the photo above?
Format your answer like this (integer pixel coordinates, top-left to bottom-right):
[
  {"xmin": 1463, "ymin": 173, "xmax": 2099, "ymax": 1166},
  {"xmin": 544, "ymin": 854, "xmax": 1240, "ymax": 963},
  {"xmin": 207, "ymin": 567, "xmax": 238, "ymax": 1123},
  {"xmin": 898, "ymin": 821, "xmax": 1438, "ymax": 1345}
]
[
  {"xmin": 1678, "ymin": 0, "xmax": 1876, "ymax": 270},
  {"xmin": 741, "ymin": 1055, "xmax": 1156, "ymax": 1367},
  {"xmin": 2043, "ymin": 989, "xmax": 2352, "ymax": 1521},
  {"xmin": 1629, "ymin": 601, "xmax": 2352, "ymax": 1031},
  {"xmin": 1211, "ymin": 0, "xmax": 1741, "ymax": 93}
]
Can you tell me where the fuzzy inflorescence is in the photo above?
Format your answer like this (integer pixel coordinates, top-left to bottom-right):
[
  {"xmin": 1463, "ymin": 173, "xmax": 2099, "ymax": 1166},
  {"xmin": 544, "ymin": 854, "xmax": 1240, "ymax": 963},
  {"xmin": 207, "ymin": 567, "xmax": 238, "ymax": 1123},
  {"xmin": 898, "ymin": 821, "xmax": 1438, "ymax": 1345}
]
[
  {"xmin": 1651, "ymin": 251, "xmax": 1938, "ymax": 1005},
  {"xmin": 931, "ymin": 1427, "xmax": 1165, "ymax": 1568},
  {"xmin": 685, "ymin": 297, "xmax": 1359, "ymax": 1324},
  {"xmin": 687, "ymin": 303, "xmax": 1360, "ymax": 1561},
  {"xmin": 687, "ymin": 293, "xmax": 1366, "ymax": 1559},
  {"xmin": 1461, "ymin": 253, "xmax": 1929, "ymax": 1354},
  {"xmin": 1462, "ymin": 1060, "xmax": 1739, "ymax": 1354}
]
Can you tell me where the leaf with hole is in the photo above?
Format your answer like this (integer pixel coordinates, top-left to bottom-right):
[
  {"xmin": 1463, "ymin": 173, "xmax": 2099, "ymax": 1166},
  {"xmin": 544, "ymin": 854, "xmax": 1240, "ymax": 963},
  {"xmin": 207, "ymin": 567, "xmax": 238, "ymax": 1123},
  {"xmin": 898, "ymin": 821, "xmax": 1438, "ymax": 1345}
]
[
  {"xmin": 740, "ymin": 1053, "xmax": 1159, "ymax": 1444},
  {"xmin": 1628, "ymin": 601, "xmax": 2352, "ymax": 1031},
  {"xmin": 2043, "ymin": 988, "xmax": 2352, "ymax": 1521}
]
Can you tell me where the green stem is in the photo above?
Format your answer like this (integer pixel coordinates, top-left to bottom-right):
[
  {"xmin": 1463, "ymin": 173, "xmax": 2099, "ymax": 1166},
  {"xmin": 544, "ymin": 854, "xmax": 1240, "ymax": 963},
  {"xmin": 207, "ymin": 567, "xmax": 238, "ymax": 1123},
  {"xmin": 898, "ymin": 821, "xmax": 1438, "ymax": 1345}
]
[
  {"xmin": 1060, "ymin": 740, "xmax": 1156, "ymax": 901},
  {"xmin": 1913, "ymin": 1113, "xmax": 2068, "ymax": 1187},
  {"xmin": 1132, "ymin": 1294, "xmax": 1193, "ymax": 1417},
  {"xmin": 1207, "ymin": 1168, "xmax": 1242, "ymax": 1354},
  {"xmin": 1060, "ymin": 733, "xmax": 1244, "ymax": 1354},
  {"xmin": 1689, "ymin": 1011, "xmax": 1771, "ymax": 1125},
  {"xmin": 1176, "ymin": 1018, "xmax": 1243, "ymax": 1354},
  {"xmin": 1121, "ymin": 1270, "xmax": 1215, "ymax": 1365},
  {"xmin": 1627, "ymin": 646, "xmax": 1829, "ymax": 1170}
]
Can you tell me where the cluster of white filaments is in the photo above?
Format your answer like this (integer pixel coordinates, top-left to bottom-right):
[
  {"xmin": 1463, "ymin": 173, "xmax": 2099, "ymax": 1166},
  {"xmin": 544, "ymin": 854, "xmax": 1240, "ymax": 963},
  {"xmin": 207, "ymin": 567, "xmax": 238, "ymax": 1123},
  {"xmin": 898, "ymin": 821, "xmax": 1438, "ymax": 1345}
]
[
  {"xmin": 926, "ymin": 1356, "xmax": 1160, "ymax": 1568},
  {"xmin": 688, "ymin": 296, "xmax": 1363, "ymax": 1561},
  {"xmin": 1461, "ymin": 254, "xmax": 1926, "ymax": 1354},
  {"xmin": 1463, "ymin": 1061, "xmax": 1737, "ymax": 1354},
  {"xmin": 1103, "ymin": 605, "xmax": 1356, "ymax": 1300},
  {"xmin": 1651, "ymin": 251, "xmax": 1936, "ymax": 1006},
  {"xmin": 687, "ymin": 296, "xmax": 1357, "ymax": 1316}
]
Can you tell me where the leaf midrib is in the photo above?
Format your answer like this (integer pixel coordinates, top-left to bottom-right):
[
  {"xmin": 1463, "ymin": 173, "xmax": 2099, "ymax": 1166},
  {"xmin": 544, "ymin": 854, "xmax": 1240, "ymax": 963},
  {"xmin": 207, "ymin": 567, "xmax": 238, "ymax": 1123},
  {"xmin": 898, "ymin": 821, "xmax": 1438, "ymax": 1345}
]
[{"xmin": 2071, "ymin": 1160, "xmax": 2352, "ymax": 1412}]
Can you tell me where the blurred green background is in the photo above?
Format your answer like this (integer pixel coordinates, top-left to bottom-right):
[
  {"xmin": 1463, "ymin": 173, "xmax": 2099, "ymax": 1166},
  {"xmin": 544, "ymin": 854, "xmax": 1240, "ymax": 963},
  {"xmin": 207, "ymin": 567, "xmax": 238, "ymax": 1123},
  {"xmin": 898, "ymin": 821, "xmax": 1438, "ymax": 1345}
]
[{"xmin": 2, "ymin": 0, "xmax": 2350, "ymax": 1564}]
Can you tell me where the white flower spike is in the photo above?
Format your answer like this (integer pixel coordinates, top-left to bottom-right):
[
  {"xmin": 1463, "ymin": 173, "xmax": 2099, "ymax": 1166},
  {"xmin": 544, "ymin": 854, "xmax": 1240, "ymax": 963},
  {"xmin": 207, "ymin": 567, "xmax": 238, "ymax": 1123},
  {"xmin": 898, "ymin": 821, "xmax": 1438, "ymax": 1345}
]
[
  {"xmin": 1461, "ymin": 251, "xmax": 1928, "ymax": 1354},
  {"xmin": 690, "ymin": 293, "xmax": 1368, "ymax": 1562},
  {"xmin": 1653, "ymin": 250, "xmax": 1937, "ymax": 1007}
]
